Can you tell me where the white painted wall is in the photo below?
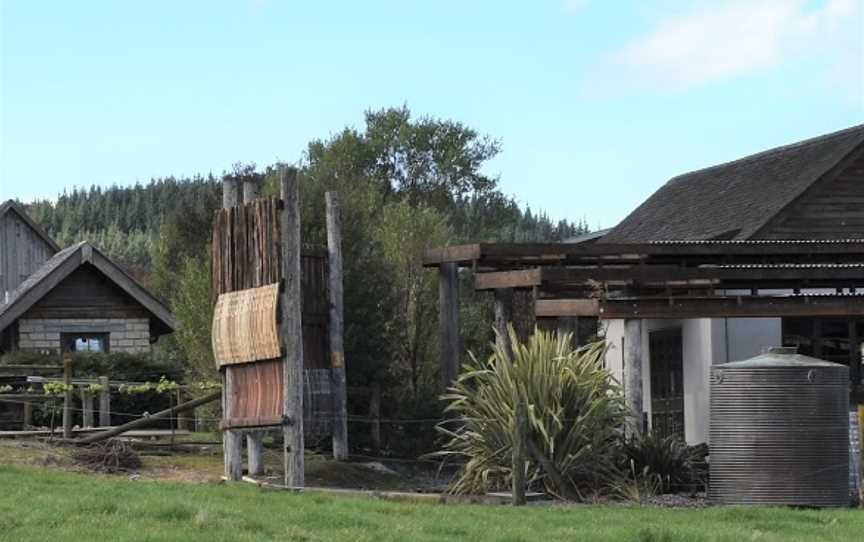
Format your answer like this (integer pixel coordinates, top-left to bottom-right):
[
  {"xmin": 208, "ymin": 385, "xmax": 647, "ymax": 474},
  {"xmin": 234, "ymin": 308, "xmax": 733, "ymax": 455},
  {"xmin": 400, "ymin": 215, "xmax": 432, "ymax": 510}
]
[{"xmin": 601, "ymin": 316, "xmax": 782, "ymax": 445}]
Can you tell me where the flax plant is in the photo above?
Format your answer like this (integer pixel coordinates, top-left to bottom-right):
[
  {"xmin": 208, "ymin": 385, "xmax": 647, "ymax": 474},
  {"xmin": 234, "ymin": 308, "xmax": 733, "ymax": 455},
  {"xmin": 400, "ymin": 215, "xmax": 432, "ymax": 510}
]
[{"xmin": 435, "ymin": 326, "xmax": 627, "ymax": 499}]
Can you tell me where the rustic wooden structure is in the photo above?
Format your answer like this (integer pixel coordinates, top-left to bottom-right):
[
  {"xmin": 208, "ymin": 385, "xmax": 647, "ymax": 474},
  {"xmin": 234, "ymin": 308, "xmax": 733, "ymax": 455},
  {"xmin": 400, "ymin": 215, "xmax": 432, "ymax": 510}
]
[{"xmin": 213, "ymin": 170, "xmax": 347, "ymax": 485}]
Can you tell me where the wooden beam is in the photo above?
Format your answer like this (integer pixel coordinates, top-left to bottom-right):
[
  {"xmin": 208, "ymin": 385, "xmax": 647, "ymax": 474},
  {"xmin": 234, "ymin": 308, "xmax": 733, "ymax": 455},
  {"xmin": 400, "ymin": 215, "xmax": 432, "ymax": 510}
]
[
  {"xmin": 326, "ymin": 191, "xmax": 348, "ymax": 461},
  {"xmin": 439, "ymin": 262, "xmax": 460, "ymax": 390},
  {"xmin": 600, "ymin": 295, "xmax": 864, "ymax": 319},
  {"xmin": 98, "ymin": 376, "xmax": 110, "ymax": 427},
  {"xmin": 535, "ymin": 299, "xmax": 600, "ymax": 317},
  {"xmin": 242, "ymin": 179, "xmax": 259, "ymax": 204},
  {"xmin": 423, "ymin": 244, "xmax": 481, "ymax": 267},
  {"xmin": 223, "ymin": 178, "xmax": 239, "ymax": 208},
  {"xmin": 247, "ymin": 431, "xmax": 264, "ymax": 476},
  {"xmin": 281, "ymin": 167, "xmax": 305, "ymax": 488},
  {"xmin": 475, "ymin": 269, "xmax": 542, "ymax": 290}
]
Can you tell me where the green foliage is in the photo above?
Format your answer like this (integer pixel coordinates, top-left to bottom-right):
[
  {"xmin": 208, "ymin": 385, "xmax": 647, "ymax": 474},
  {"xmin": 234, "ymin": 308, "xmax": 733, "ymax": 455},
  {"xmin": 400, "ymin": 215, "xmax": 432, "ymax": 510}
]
[
  {"xmin": 622, "ymin": 433, "xmax": 708, "ymax": 495},
  {"xmin": 0, "ymin": 351, "xmax": 185, "ymax": 384},
  {"xmin": 167, "ymin": 255, "xmax": 216, "ymax": 382},
  {"xmin": 436, "ymin": 327, "xmax": 627, "ymax": 498},
  {"xmin": 42, "ymin": 382, "xmax": 72, "ymax": 396}
]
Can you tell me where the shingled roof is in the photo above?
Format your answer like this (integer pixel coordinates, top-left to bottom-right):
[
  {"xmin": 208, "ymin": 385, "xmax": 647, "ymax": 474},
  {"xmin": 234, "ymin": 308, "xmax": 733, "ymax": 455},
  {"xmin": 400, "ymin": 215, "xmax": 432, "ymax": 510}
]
[
  {"xmin": 600, "ymin": 124, "xmax": 864, "ymax": 243},
  {"xmin": 0, "ymin": 241, "xmax": 176, "ymax": 336}
]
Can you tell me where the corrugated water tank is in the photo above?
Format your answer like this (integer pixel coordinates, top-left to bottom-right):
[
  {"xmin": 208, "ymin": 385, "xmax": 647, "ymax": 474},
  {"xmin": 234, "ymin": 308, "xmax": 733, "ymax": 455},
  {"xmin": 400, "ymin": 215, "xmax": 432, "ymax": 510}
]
[{"xmin": 709, "ymin": 346, "xmax": 849, "ymax": 506}]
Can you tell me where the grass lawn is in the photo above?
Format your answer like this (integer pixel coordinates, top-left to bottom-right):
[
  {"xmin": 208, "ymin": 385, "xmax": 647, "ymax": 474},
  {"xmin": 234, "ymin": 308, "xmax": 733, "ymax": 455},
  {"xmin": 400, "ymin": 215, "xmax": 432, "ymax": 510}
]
[{"xmin": 1, "ymin": 465, "xmax": 863, "ymax": 542}]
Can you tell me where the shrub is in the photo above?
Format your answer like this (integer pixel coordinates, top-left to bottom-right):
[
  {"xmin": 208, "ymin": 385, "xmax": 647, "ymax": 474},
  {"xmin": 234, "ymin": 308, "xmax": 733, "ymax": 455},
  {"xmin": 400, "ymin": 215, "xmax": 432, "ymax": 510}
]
[
  {"xmin": 621, "ymin": 432, "xmax": 708, "ymax": 495},
  {"xmin": 434, "ymin": 326, "xmax": 627, "ymax": 499}
]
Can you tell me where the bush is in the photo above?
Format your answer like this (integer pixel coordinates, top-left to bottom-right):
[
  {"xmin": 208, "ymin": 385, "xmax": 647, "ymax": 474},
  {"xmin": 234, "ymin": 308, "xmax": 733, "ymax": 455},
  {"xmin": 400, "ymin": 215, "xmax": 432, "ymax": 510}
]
[
  {"xmin": 621, "ymin": 432, "xmax": 708, "ymax": 495},
  {"xmin": 435, "ymin": 327, "xmax": 627, "ymax": 499}
]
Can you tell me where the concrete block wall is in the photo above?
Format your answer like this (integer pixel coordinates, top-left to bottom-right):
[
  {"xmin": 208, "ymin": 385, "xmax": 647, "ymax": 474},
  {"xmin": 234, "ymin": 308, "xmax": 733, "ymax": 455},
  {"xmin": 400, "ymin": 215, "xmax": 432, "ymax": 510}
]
[{"xmin": 17, "ymin": 318, "xmax": 151, "ymax": 354}]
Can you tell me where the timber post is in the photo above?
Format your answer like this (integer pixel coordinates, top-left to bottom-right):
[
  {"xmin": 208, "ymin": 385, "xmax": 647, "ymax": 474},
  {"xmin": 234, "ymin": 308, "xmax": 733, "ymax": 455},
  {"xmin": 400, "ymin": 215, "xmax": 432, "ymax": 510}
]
[
  {"xmin": 493, "ymin": 288, "xmax": 513, "ymax": 357},
  {"xmin": 23, "ymin": 401, "xmax": 32, "ymax": 429},
  {"xmin": 242, "ymin": 178, "xmax": 259, "ymax": 204},
  {"xmin": 98, "ymin": 376, "xmax": 110, "ymax": 427},
  {"xmin": 221, "ymin": 175, "xmax": 244, "ymax": 481},
  {"xmin": 62, "ymin": 356, "xmax": 73, "ymax": 439},
  {"xmin": 281, "ymin": 167, "xmax": 305, "ymax": 488},
  {"xmin": 369, "ymin": 383, "xmax": 381, "ymax": 453},
  {"xmin": 326, "ymin": 191, "xmax": 349, "ymax": 461},
  {"xmin": 242, "ymin": 172, "xmax": 265, "ymax": 475},
  {"xmin": 512, "ymin": 398, "xmax": 528, "ymax": 506},
  {"xmin": 223, "ymin": 368, "xmax": 243, "ymax": 481},
  {"xmin": 247, "ymin": 432, "xmax": 264, "ymax": 476},
  {"xmin": 438, "ymin": 262, "xmax": 460, "ymax": 390},
  {"xmin": 624, "ymin": 319, "xmax": 644, "ymax": 435},
  {"xmin": 81, "ymin": 388, "xmax": 94, "ymax": 428}
]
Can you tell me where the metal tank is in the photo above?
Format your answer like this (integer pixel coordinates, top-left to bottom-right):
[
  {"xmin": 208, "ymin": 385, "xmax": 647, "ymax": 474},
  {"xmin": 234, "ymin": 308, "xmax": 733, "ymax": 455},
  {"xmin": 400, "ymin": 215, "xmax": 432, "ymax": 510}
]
[{"xmin": 709, "ymin": 346, "xmax": 849, "ymax": 506}]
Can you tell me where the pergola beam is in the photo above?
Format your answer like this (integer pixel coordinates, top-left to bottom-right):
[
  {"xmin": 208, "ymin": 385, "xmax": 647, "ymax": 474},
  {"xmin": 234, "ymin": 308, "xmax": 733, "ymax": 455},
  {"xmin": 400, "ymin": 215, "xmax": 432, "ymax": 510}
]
[{"xmin": 536, "ymin": 295, "xmax": 864, "ymax": 319}]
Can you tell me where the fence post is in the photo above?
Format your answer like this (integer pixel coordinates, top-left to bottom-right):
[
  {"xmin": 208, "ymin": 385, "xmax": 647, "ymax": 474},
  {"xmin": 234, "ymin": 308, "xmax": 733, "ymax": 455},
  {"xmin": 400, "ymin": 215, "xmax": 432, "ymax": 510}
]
[
  {"xmin": 369, "ymin": 383, "xmax": 381, "ymax": 453},
  {"xmin": 326, "ymin": 191, "xmax": 348, "ymax": 461},
  {"xmin": 81, "ymin": 388, "xmax": 94, "ymax": 428},
  {"xmin": 512, "ymin": 398, "xmax": 528, "ymax": 506},
  {"xmin": 63, "ymin": 357, "xmax": 73, "ymax": 439},
  {"xmin": 281, "ymin": 167, "xmax": 305, "ymax": 488},
  {"xmin": 98, "ymin": 376, "xmax": 110, "ymax": 427},
  {"xmin": 23, "ymin": 401, "xmax": 32, "ymax": 429}
]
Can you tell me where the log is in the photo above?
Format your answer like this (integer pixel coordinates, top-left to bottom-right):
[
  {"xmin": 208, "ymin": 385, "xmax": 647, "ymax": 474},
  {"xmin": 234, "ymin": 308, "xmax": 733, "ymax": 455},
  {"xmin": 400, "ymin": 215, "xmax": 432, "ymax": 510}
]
[
  {"xmin": 76, "ymin": 391, "xmax": 221, "ymax": 445},
  {"xmin": 281, "ymin": 167, "xmax": 305, "ymax": 488},
  {"xmin": 81, "ymin": 389, "xmax": 94, "ymax": 428},
  {"xmin": 369, "ymin": 383, "xmax": 381, "ymax": 454},
  {"xmin": 326, "ymin": 191, "xmax": 348, "ymax": 461}
]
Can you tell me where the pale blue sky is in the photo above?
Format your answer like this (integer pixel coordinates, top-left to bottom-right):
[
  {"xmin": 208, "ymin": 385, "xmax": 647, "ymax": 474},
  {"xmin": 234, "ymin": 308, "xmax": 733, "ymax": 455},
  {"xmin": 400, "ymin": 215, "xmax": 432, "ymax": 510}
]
[{"xmin": 1, "ymin": 0, "xmax": 862, "ymax": 228}]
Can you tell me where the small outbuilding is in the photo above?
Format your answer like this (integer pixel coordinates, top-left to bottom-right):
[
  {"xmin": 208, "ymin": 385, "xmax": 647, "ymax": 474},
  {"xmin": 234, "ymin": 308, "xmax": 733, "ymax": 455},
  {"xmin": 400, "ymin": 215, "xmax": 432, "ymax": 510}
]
[{"xmin": 0, "ymin": 200, "xmax": 175, "ymax": 355}]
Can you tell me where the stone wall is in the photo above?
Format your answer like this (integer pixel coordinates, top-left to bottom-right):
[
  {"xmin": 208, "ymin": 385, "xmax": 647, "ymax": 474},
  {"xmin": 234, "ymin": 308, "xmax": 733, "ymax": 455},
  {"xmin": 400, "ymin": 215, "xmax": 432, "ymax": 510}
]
[{"xmin": 17, "ymin": 318, "xmax": 151, "ymax": 354}]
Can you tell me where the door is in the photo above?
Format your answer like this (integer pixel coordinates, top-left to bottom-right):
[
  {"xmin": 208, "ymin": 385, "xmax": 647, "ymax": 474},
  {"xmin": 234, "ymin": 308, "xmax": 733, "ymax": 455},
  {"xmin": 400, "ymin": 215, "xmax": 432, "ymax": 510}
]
[{"xmin": 649, "ymin": 328, "xmax": 684, "ymax": 439}]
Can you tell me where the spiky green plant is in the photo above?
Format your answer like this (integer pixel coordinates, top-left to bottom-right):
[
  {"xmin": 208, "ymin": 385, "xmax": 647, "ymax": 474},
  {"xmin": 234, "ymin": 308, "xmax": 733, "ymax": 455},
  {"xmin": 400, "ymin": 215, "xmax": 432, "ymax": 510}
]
[{"xmin": 434, "ymin": 326, "xmax": 627, "ymax": 499}]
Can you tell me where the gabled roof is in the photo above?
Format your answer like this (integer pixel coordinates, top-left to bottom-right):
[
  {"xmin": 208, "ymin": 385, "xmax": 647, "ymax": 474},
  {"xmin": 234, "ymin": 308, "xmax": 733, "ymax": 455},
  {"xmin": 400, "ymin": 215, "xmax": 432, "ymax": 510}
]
[
  {"xmin": 0, "ymin": 200, "xmax": 60, "ymax": 253},
  {"xmin": 600, "ymin": 124, "xmax": 864, "ymax": 243},
  {"xmin": 0, "ymin": 241, "xmax": 176, "ymax": 335}
]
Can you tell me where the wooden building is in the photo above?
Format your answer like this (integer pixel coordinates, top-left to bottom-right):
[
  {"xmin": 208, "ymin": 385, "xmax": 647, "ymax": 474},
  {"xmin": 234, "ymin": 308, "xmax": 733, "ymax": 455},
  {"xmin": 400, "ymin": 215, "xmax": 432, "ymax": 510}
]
[
  {"xmin": 0, "ymin": 201, "xmax": 175, "ymax": 355},
  {"xmin": 425, "ymin": 124, "xmax": 864, "ymax": 445}
]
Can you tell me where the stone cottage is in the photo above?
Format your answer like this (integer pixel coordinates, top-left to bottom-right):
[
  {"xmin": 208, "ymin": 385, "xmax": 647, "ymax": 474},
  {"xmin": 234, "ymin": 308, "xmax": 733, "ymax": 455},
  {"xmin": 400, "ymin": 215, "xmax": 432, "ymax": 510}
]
[{"xmin": 0, "ymin": 200, "xmax": 175, "ymax": 355}]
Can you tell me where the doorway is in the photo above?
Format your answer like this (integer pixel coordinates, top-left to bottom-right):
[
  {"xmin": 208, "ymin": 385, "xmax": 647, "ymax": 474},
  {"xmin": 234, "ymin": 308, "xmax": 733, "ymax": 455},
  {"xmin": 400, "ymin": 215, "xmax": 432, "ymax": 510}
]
[{"xmin": 649, "ymin": 328, "xmax": 684, "ymax": 439}]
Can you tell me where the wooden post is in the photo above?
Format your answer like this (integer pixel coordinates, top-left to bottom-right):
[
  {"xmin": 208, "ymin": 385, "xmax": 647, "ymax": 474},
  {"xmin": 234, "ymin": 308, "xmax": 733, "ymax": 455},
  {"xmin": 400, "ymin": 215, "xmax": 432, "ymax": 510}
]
[
  {"xmin": 81, "ymin": 389, "xmax": 93, "ymax": 428},
  {"xmin": 493, "ymin": 288, "xmax": 513, "ymax": 357},
  {"xmin": 247, "ymin": 431, "xmax": 264, "ymax": 476},
  {"xmin": 624, "ymin": 319, "xmax": 644, "ymax": 436},
  {"xmin": 98, "ymin": 376, "xmax": 110, "ymax": 427},
  {"xmin": 326, "ymin": 191, "xmax": 349, "ymax": 461},
  {"xmin": 439, "ymin": 262, "xmax": 460, "ymax": 390},
  {"xmin": 62, "ymin": 357, "xmax": 73, "ymax": 439},
  {"xmin": 222, "ymin": 178, "xmax": 239, "ymax": 208},
  {"xmin": 242, "ymin": 179, "xmax": 259, "ymax": 204},
  {"xmin": 221, "ymin": 176, "xmax": 244, "ymax": 481},
  {"xmin": 512, "ymin": 399, "xmax": 528, "ymax": 506},
  {"xmin": 281, "ymin": 167, "xmax": 305, "ymax": 488},
  {"xmin": 223, "ymin": 368, "xmax": 243, "ymax": 481},
  {"xmin": 369, "ymin": 383, "xmax": 381, "ymax": 453},
  {"xmin": 22, "ymin": 401, "xmax": 32, "ymax": 429}
]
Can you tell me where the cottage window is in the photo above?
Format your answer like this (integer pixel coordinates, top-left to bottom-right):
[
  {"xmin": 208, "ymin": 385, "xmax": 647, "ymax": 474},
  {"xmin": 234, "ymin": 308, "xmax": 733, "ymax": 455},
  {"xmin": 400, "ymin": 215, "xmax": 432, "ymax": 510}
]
[{"xmin": 61, "ymin": 333, "xmax": 110, "ymax": 353}]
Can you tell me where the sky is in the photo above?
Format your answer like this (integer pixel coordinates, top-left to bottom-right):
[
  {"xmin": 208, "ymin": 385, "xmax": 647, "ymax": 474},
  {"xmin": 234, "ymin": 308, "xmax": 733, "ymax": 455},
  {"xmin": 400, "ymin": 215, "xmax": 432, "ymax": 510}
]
[{"xmin": 1, "ymin": 0, "xmax": 862, "ymax": 229}]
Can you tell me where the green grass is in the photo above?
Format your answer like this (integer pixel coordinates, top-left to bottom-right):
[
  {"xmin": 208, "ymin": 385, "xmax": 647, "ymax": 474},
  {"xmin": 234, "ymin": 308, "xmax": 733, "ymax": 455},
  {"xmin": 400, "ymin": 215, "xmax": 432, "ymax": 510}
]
[{"xmin": 0, "ymin": 465, "xmax": 862, "ymax": 542}]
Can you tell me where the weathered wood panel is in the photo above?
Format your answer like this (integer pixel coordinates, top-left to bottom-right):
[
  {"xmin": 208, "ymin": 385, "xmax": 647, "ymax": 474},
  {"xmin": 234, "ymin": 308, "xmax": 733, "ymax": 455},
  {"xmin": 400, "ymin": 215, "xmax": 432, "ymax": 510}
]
[
  {"xmin": 212, "ymin": 283, "xmax": 281, "ymax": 367},
  {"xmin": 0, "ymin": 210, "xmax": 56, "ymax": 300},
  {"xmin": 758, "ymin": 149, "xmax": 864, "ymax": 239},
  {"xmin": 22, "ymin": 266, "xmax": 149, "ymax": 319}
]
